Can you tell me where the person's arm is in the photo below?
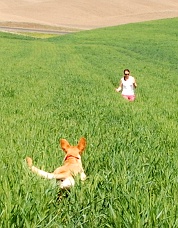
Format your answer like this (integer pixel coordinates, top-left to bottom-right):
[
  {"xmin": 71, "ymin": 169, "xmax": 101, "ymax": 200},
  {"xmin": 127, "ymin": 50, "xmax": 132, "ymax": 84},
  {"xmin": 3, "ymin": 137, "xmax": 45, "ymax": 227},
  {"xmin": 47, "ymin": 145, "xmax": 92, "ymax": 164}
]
[
  {"xmin": 133, "ymin": 77, "xmax": 137, "ymax": 88},
  {"xmin": 116, "ymin": 80, "xmax": 123, "ymax": 92}
]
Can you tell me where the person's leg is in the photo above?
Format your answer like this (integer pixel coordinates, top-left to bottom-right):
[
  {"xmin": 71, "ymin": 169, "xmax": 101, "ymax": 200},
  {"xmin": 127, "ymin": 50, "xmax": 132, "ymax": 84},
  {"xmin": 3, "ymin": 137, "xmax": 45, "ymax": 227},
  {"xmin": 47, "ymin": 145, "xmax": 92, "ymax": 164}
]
[
  {"xmin": 128, "ymin": 95, "xmax": 135, "ymax": 101},
  {"xmin": 122, "ymin": 95, "xmax": 129, "ymax": 100}
]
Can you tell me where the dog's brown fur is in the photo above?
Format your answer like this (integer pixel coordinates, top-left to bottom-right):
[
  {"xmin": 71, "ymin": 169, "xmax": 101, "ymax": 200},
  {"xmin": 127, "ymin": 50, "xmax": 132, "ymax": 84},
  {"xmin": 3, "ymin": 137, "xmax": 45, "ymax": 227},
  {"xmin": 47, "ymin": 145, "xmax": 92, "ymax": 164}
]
[{"xmin": 26, "ymin": 137, "xmax": 86, "ymax": 189}]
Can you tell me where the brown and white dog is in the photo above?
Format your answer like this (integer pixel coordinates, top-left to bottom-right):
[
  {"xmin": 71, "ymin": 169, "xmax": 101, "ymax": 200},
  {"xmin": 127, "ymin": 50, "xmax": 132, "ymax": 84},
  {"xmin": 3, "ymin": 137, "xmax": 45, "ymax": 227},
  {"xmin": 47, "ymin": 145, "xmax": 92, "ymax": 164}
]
[{"xmin": 26, "ymin": 137, "xmax": 86, "ymax": 189}]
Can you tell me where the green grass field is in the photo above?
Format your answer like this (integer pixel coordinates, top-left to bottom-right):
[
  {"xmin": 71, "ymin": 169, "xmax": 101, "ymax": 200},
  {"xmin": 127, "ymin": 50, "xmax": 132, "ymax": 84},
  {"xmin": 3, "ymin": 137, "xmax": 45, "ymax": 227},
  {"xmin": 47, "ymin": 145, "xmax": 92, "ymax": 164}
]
[{"xmin": 0, "ymin": 18, "xmax": 178, "ymax": 227}]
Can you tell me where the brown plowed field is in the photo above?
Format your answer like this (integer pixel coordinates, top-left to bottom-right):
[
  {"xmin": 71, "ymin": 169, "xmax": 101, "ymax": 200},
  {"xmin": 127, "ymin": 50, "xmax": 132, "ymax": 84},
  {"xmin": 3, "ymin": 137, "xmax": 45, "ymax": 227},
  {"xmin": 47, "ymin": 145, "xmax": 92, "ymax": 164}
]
[{"xmin": 0, "ymin": 0, "xmax": 178, "ymax": 31}]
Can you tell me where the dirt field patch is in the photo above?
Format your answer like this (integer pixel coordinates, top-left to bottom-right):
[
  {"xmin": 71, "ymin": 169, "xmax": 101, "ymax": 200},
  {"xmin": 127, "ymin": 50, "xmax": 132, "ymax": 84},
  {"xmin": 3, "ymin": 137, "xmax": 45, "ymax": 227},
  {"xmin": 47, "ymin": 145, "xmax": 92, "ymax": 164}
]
[{"xmin": 0, "ymin": 0, "xmax": 178, "ymax": 31}]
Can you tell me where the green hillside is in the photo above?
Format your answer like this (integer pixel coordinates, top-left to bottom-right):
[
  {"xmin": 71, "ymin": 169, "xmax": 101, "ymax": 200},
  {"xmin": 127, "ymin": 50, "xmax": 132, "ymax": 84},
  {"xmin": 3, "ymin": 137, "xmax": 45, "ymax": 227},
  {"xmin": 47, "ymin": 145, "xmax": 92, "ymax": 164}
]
[{"xmin": 0, "ymin": 18, "xmax": 178, "ymax": 227}]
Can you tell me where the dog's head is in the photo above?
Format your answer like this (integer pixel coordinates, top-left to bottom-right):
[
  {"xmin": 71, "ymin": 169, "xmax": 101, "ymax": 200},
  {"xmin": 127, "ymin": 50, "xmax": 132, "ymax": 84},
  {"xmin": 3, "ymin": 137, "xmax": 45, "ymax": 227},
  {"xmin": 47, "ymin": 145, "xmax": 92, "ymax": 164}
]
[{"xmin": 60, "ymin": 137, "xmax": 86, "ymax": 160}]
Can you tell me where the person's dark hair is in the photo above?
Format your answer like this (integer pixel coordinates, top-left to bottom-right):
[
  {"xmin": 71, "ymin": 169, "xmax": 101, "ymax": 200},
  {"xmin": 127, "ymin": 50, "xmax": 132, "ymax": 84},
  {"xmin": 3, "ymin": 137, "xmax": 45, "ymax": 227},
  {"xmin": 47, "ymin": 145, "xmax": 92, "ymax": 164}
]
[
  {"xmin": 124, "ymin": 69, "xmax": 130, "ymax": 74},
  {"xmin": 123, "ymin": 69, "xmax": 130, "ymax": 81}
]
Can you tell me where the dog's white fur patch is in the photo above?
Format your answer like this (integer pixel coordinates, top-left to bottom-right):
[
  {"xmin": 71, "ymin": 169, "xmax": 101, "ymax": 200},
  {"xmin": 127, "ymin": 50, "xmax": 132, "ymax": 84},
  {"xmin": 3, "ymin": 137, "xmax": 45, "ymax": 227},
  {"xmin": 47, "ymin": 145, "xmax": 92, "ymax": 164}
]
[
  {"xmin": 80, "ymin": 172, "xmax": 86, "ymax": 181},
  {"xmin": 60, "ymin": 177, "xmax": 75, "ymax": 189}
]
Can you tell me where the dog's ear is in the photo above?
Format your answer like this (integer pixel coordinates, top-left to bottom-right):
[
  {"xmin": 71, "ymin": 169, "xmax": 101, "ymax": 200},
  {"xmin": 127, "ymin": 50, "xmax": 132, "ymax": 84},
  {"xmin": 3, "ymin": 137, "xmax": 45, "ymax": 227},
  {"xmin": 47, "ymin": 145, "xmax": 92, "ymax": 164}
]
[
  {"xmin": 77, "ymin": 137, "xmax": 86, "ymax": 154},
  {"xmin": 60, "ymin": 139, "xmax": 70, "ymax": 153}
]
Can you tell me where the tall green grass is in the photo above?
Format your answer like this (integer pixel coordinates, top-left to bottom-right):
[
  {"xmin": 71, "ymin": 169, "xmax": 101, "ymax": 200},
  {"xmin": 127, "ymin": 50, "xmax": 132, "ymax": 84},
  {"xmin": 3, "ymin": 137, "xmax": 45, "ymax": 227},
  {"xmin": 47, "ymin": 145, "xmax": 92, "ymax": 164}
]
[{"xmin": 0, "ymin": 18, "xmax": 178, "ymax": 227}]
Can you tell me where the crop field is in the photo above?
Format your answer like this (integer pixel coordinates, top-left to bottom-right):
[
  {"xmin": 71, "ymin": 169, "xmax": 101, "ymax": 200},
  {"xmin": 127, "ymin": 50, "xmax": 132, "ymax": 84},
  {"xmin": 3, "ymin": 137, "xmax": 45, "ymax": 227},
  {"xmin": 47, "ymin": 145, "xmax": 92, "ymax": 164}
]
[{"xmin": 0, "ymin": 18, "xmax": 178, "ymax": 227}]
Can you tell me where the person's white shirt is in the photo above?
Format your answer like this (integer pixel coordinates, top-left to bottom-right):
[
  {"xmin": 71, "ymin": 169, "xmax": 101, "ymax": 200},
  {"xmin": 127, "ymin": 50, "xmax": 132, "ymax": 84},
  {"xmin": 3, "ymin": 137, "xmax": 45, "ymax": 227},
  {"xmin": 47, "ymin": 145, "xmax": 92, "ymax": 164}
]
[{"xmin": 121, "ymin": 76, "xmax": 135, "ymax": 95}]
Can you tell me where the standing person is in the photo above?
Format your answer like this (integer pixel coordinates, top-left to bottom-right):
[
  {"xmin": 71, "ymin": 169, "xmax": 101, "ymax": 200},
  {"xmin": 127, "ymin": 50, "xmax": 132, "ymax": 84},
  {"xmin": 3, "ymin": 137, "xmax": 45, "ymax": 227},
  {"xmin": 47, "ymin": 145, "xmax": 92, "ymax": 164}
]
[{"xmin": 116, "ymin": 69, "xmax": 137, "ymax": 101}]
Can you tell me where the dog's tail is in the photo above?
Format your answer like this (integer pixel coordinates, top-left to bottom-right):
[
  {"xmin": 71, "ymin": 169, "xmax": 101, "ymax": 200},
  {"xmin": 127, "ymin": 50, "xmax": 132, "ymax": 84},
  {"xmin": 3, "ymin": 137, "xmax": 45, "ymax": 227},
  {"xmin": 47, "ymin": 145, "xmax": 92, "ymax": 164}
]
[
  {"xmin": 26, "ymin": 157, "xmax": 70, "ymax": 180},
  {"xmin": 26, "ymin": 157, "xmax": 55, "ymax": 179}
]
